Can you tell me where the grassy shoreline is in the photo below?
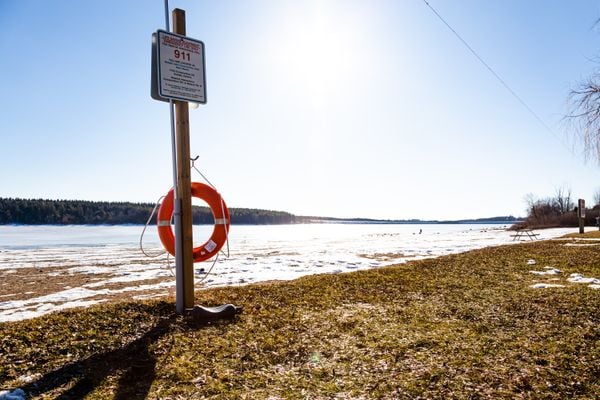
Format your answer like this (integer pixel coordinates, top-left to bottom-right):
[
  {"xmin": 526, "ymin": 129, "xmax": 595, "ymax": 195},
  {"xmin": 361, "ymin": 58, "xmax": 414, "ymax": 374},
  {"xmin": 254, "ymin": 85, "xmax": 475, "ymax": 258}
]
[{"xmin": 1, "ymin": 234, "xmax": 599, "ymax": 399}]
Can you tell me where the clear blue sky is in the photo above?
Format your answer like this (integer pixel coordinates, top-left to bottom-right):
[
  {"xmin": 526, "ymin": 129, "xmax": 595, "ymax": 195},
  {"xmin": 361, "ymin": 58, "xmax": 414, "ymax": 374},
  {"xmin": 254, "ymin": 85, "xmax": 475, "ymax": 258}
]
[{"xmin": 1, "ymin": 0, "xmax": 599, "ymax": 220}]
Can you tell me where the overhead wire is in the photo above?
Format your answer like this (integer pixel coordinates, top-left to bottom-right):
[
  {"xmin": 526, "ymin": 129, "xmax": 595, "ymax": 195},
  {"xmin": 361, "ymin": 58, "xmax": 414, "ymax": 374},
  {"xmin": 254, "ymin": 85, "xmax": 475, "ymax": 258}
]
[{"xmin": 420, "ymin": 0, "xmax": 585, "ymax": 161}]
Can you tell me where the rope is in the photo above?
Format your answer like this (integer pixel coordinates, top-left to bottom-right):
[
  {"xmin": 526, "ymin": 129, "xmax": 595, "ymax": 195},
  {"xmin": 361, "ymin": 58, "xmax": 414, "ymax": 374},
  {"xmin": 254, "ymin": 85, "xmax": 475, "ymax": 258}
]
[
  {"xmin": 139, "ymin": 195, "xmax": 175, "ymax": 277},
  {"xmin": 139, "ymin": 195, "xmax": 167, "ymax": 258},
  {"xmin": 194, "ymin": 252, "xmax": 219, "ymax": 285},
  {"xmin": 190, "ymin": 155, "xmax": 217, "ymax": 188},
  {"xmin": 165, "ymin": 252, "xmax": 175, "ymax": 277},
  {"xmin": 190, "ymin": 156, "xmax": 230, "ymax": 258},
  {"xmin": 190, "ymin": 156, "xmax": 231, "ymax": 285}
]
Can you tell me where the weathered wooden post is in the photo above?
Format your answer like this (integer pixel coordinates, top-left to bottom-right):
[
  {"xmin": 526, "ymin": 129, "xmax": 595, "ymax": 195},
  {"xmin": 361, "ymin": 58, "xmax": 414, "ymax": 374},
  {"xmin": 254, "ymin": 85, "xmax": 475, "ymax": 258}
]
[
  {"xmin": 172, "ymin": 8, "xmax": 196, "ymax": 312},
  {"xmin": 578, "ymin": 198, "xmax": 585, "ymax": 234}
]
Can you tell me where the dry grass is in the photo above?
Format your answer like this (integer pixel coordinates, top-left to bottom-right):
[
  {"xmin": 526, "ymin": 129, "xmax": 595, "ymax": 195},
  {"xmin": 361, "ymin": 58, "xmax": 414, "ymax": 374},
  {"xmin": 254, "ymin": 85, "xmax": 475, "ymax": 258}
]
[
  {"xmin": 0, "ymin": 238, "xmax": 599, "ymax": 399},
  {"xmin": 562, "ymin": 230, "xmax": 600, "ymax": 239}
]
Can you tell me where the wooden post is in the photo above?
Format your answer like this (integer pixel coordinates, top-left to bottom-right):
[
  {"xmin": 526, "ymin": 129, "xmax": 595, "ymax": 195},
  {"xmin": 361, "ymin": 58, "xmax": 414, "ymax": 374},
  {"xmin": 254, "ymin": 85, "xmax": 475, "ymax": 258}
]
[
  {"xmin": 578, "ymin": 199, "xmax": 585, "ymax": 235},
  {"xmin": 173, "ymin": 8, "xmax": 195, "ymax": 312}
]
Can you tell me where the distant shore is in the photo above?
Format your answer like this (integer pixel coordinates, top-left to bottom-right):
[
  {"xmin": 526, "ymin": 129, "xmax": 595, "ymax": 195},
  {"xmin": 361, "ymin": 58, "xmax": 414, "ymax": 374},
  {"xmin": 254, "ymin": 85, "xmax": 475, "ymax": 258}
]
[{"xmin": 0, "ymin": 197, "xmax": 521, "ymax": 225}]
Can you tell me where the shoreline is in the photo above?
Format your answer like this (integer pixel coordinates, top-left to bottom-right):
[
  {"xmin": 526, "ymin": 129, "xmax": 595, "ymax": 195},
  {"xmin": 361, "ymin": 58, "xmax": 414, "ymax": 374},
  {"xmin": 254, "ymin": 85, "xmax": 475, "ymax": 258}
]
[{"xmin": 0, "ymin": 226, "xmax": 577, "ymax": 323}]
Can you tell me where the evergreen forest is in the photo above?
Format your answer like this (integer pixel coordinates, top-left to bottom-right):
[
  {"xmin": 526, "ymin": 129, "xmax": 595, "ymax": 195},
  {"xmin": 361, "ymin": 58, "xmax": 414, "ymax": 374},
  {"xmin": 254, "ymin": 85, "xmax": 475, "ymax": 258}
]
[{"xmin": 0, "ymin": 198, "xmax": 301, "ymax": 225}]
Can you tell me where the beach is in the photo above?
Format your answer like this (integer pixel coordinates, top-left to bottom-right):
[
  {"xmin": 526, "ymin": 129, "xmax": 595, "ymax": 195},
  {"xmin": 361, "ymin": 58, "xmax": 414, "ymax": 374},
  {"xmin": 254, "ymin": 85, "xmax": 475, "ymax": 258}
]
[{"xmin": 0, "ymin": 224, "xmax": 575, "ymax": 322}]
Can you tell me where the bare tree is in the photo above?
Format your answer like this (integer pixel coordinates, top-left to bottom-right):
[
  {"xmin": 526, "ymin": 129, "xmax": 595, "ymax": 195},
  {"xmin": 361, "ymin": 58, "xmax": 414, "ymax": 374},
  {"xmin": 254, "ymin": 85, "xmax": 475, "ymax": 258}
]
[
  {"xmin": 593, "ymin": 187, "xmax": 600, "ymax": 206},
  {"xmin": 567, "ymin": 75, "xmax": 600, "ymax": 162},
  {"xmin": 523, "ymin": 193, "xmax": 537, "ymax": 218},
  {"xmin": 553, "ymin": 185, "xmax": 573, "ymax": 214}
]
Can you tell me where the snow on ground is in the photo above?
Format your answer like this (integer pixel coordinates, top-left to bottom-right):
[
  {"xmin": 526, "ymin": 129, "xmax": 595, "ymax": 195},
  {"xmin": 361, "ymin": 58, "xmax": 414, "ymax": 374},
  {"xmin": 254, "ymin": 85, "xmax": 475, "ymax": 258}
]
[
  {"xmin": 567, "ymin": 273, "xmax": 600, "ymax": 284},
  {"xmin": 0, "ymin": 224, "xmax": 578, "ymax": 322},
  {"xmin": 529, "ymin": 262, "xmax": 600, "ymax": 290},
  {"xmin": 529, "ymin": 267, "xmax": 561, "ymax": 275},
  {"xmin": 530, "ymin": 283, "xmax": 566, "ymax": 289}
]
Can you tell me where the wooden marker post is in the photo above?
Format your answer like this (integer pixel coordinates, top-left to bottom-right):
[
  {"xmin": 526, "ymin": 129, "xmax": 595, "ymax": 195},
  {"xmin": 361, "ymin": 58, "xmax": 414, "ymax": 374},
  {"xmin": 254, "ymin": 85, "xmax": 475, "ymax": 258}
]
[
  {"xmin": 172, "ymin": 8, "xmax": 195, "ymax": 312},
  {"xmin": 578, "ymin": 199, "xmax": 585, "ymax": 235}
]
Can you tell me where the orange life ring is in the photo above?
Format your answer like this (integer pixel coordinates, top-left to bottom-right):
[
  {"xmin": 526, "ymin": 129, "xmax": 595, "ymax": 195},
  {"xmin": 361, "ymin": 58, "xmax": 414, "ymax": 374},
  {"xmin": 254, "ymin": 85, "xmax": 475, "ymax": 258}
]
[{"xmin": 157, "ymin": 182, "xmax": 230, "ymax": 263}]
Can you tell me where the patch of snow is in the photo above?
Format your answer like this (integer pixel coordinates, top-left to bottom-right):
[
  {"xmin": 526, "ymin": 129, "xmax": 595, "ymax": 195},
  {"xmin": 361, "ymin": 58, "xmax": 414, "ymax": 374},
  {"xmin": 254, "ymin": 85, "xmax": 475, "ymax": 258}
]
[
  {"xmin": 83, "ymin": 268, "xmax": 171, "ymax": 288},
  {"xmin": 527, "ymin": 259, "xmax": 536, "ymax": 265},
  {"xmin": 530, "ymin": 283, "xmax": 565, "ymax": 289},
  {"xmin": 529, "ymin": 268, "xmax": 561, "ymax": 275},
  {"xmin": 0, "ymin": 287, "xmax": 109, "ymax": 311},
  {"xmin": 0, "ymin": 299, "xmax": 107, "ymax": 323},
  {"xmin": 567, "ymin": 273, "xmax": 600, "ymax": 284}
]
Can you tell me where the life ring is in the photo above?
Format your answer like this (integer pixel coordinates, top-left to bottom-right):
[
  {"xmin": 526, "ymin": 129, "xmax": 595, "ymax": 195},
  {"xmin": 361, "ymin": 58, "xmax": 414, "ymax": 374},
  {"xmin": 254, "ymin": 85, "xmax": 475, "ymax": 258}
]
[{"xmin": 157, "ymin": 182, "xmax": 230, "ymax": 263}]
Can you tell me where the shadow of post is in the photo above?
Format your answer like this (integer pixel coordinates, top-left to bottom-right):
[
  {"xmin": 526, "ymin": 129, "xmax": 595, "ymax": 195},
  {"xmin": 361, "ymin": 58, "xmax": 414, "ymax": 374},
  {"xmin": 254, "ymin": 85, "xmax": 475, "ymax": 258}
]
[{"xmin": 19, "ymin": 314, "xmax": 236, "ymax": 399}]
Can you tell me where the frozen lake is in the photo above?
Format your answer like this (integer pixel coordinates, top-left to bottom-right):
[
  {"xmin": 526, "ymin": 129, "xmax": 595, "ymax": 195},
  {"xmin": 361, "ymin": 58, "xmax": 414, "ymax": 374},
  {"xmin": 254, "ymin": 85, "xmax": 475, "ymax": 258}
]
[{"xmin": 0, "ymin": 224, "xmax": 575, "ymax": 322}]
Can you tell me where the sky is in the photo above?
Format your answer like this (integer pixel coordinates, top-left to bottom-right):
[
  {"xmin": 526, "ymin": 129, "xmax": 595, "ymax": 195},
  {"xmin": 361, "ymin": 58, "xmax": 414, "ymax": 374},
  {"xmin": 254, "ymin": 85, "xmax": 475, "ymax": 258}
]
[{"xmin": 1, "ymin": 0, "xmax": 599, "ymax": 221}]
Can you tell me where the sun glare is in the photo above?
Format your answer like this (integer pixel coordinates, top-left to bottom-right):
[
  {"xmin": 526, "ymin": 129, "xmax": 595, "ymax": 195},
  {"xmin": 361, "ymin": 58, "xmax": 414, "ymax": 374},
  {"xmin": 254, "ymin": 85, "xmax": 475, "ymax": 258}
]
[{"xmin": 270, "ymin": 3, "xmax": 360, "ymax": 110}]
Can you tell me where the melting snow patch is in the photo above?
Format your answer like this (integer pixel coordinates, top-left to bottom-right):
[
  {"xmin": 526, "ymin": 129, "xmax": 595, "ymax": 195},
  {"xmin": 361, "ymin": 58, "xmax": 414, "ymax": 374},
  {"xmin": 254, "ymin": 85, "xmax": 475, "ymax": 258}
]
[
  {"xmin": 567, "ymin": 273, "xmax": 600, "ymax": 284},
  {"xmin": 0, "ymin": 299, "xmax": 107, "ymax": 323},
  {"xmin": 530, "ymin": 283, "xmax": 565, "ymax": 289},
  {"xmin": 527, "ymin": 259, "xmax": 536, "ymax": 265},
  {"xmin": 590, "ymin": 284, "xmax": 600, "ymax": 290},
  {"xmin": 0, "ymin": 287, "xmax": 109, "ymax": 311},
  {"xmin": 0, "ymin": 389, "xmax": 26, "ymax": 400},
  {"xmin": 529, "ymin": 267, "xmax": 561, "ymax": 276}
]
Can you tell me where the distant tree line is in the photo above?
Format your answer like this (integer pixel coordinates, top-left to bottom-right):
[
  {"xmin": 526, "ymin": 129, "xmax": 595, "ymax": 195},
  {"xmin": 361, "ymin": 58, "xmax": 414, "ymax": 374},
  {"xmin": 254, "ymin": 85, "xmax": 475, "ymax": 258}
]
[
  {"xmin": 0, "ymin": 197, "xmax": 524, "ymax": 226},
  {"xmin": 0, "ymin": 198, "xmax": 303, "ymax": 225}
]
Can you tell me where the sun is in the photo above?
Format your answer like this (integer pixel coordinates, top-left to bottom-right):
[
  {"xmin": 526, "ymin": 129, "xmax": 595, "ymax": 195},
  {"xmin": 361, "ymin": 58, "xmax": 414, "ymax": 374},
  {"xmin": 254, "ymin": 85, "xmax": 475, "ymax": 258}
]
[{"xmin": 267, "ymin": 2, "xmax": 360, "ymax": 110}]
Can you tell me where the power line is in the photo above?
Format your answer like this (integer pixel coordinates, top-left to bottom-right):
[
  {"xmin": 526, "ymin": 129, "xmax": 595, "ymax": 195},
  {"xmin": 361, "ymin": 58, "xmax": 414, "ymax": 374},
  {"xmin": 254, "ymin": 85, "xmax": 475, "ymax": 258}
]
[{"xmin": 421, "ymin": 0, "xmax": 572, "ymax": 151}]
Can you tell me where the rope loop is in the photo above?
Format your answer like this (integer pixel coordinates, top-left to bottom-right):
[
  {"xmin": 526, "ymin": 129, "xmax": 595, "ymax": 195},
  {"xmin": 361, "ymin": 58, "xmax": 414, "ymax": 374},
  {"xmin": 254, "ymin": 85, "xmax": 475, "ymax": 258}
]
[{"xmin": 188, "ymin": 157, "xmax": 231, "ymax": 284}]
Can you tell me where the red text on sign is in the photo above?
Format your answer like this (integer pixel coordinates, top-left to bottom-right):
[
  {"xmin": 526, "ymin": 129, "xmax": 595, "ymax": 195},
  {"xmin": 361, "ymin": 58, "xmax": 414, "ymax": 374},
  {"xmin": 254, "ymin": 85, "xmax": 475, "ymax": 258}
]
[{"xmin": 174, "ymin": 50, "xmax": 191, "ymax": 61}]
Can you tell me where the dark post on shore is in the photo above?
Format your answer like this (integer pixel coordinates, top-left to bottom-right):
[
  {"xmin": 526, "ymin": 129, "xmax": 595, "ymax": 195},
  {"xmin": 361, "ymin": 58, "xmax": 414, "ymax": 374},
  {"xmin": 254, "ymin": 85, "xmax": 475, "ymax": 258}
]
[{"xmin": 578, "ymin": 199, "xmax": 585, "ymax": 234}]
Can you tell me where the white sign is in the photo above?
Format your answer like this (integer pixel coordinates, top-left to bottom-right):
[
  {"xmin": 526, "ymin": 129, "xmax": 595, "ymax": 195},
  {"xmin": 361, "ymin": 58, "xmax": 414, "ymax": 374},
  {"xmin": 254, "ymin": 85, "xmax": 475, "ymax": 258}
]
[{"xmin": 156, "ymin": 30, "xmax": 206, "ymax": 103}]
